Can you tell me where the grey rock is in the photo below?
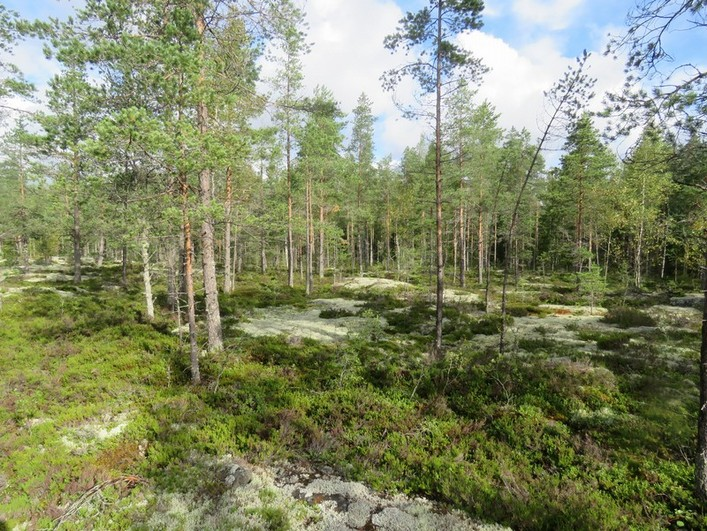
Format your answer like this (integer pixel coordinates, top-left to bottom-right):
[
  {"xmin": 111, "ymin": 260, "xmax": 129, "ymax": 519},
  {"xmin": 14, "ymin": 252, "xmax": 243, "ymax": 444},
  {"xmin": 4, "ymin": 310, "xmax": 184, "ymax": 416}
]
[{"xmin": 223, "ymin": 463, "xmax": 252, "ymax": 488}]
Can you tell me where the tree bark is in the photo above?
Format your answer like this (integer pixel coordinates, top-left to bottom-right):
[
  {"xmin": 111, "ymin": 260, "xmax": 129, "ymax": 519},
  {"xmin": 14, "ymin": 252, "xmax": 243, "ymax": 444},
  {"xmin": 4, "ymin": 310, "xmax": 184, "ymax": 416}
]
[
  {"xmin": 182, "ymin": 175, "xmax": 200, "ymax": 385},
  {"xmin": 167, "ymin": 237, "xmax": 179, "ymax": 311},
  {"xmin": 141, "ymin": 228, "xmax": 154, "ymax": 321},
  {"xmin": 319, "ymin": 194, "xmax": 325, "ymax": 279},
  {"xmin": 196, "ymin": 14, "xmax": 223, "ymax": 352},
  {"xmin": 386, "ymin": 195, "xmax": 392, "ymax": 272},
  {"xmin": 286, "ymin": 102, "xmax": 295, "ymax": 288},
  {"xmin": 432, "ymin": 1, "xmax": 445, "ymax": 359},
  {"xmin": 696, "ymin": 245, "xmax": 707, "ymax": 499},
  {"xmin": 478, "ymin": 209, "xmax": 484, "ymax": 285},
  {"xmin": 224, "ymin": 166, "xmax": 233, "ymax": 293},
  {"xmin": 121, "ymin": 243, "xmax": 128, "ymax": 287},
  {"xmin": 96, "ymin": 234, "xmax": 106, "ymax": 268},
  {"xmin": 72, "ymin": 152, "xmax": 82, "ymax": 284},
  {"xmin": 305, "ymin": 178, "xmax": 313, "ymax": 295}
]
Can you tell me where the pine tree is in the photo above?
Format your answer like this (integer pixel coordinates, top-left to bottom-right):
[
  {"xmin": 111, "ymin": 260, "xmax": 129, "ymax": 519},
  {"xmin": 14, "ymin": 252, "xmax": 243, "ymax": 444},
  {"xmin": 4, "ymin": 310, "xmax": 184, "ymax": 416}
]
[{"xmin": 383, "ymin": 0, "xmax": 485, "ymax": 359}]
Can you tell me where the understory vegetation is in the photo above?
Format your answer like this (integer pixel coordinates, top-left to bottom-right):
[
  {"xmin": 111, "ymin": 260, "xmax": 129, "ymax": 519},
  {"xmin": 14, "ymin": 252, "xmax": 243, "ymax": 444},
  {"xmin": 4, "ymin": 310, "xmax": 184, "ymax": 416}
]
[{"xmin": 0, "ymin": 265, "xmax": 703, "ymax": 530}]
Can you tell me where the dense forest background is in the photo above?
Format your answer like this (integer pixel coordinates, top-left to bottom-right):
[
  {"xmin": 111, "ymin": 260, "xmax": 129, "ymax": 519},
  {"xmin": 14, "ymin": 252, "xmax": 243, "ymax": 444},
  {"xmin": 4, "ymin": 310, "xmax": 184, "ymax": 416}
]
[{"xmin": 0, "ymin": 0, "xmax": 706, "ymax": 529}]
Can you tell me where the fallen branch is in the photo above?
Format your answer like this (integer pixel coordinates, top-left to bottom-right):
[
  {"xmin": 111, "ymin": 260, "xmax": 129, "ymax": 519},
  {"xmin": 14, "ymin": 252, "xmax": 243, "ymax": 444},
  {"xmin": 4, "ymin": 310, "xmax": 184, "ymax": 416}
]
[{"xmin": 52, "ymin": 475, "xmax": 147, "ymax": 529}]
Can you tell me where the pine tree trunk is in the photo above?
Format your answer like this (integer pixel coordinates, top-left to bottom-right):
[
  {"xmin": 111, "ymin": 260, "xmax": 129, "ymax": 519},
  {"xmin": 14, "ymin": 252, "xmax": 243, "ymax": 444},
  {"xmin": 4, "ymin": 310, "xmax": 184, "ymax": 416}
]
[
  {"xmin": 695, "ymin": 245, "xmax": 707, "ymax": 499},
  {"xmin": 478, "ymin": 209, "xmax": 484, "ymax": 285},
  {"xmin": 306, "ymin": 179, "xmax": 313, "ymax": 295},
  {"xmin": 433, "ymin": 2, "xmax": 444, "ymax": 359},
  {"xmin": 635, "ymin": 177, "xmax": 647, "ymax": 288},
  {"xmin": 96, "ymin": 235, "xmax": 106, "ymax": 268},
  {"xmin": 459, "ymin": 205, "xmax": 466, "ymax": 288},
  {"xmin": 369, "ymin": 224, "xmax": 374, "ymax": 267},
  {"xmin": 319, "ymin": 202, "xmax": 325, "ymax": 279},
  {"xmin": 167, "ymin": 237, "xmax": 179, "ymax": 311},
  {"xmin": 358, "ymin": 226, "xmax": 364, "ymax": 275},
  {"xmin": 121, "ymin": 243, "xmax": 128, "ymax": 287},
  {"xmin": 395, "ymin": 225, "xmax": 401, "ymax": 273},
  {"xmin": 386, "ymin": 199, "xmax": 392, "ymax": 272},
  {"xmin": 72, "ymin": 152, "xmax": 81, "ymax": 284},
  {"xmin": 141, "ymin": 228, "xmax": 154, "ymax": 321},
  {"xmin": 533, "ymin": 204, "xmax": 540, "ymax": 271},
  {"xmin": 348, "ymin": 220, "xmax": 355, "ymax": 274},
  {"xmin": 605, "ymin": 232, "xmax": 612, "ymax": 280},
  {"xmin": 453, "ymin": 213, "xmax": 459, "ymax": 285},
  {"xmin": 181, "ymin": 175, "xmax": 200, "ymax": 385},
  {"xmin": 484, "ymin": 238, "xmax": 492, "ymax": 314},
  {"xmin": 287, "ymin": 137, "xmax": 294, "ymax": 287},
  {"xmin": 224, "ymin": 166, "xmax": 233, "ymax": 293},
  {"xmin": 197, "ymin": 120, "xmax": 223, "ymax": 351},
  {"xmin": 576, "ymin": 172, "xmax": 585, "ymax": 273}
]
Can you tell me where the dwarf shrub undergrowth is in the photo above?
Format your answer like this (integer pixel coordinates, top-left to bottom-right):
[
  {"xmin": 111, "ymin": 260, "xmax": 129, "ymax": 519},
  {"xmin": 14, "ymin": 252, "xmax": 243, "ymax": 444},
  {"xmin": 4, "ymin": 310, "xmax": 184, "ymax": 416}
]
[{"xmin": 1, "ymin": 274, "xmax": 704, "ymax": 530}]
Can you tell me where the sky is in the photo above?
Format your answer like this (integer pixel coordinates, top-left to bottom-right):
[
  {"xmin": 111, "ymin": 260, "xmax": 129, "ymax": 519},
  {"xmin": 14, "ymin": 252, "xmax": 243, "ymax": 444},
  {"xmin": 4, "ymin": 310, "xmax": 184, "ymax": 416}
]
[{"xmin": 1, "ymin": 0, "xmax": 702, "ymax": 164}]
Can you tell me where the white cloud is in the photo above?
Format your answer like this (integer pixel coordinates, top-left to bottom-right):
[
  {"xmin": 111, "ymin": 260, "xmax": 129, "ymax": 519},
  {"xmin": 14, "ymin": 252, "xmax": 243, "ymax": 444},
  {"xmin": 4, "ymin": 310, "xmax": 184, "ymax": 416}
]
[
  {"xmin": 300, "ymin": 0, "xmax": 419, "ymax": 153},
  {"xmin": 458, "ymin": 28, "xmax": 627, "ymax": 159},
  {"xmin": 278, "ymin": 0, "xmax": 628, "ymax": 163},
  {"xmin": 511, "ymin": 0, "xmax": 585, "ymax": 31},
  {"xmin": 10, "ymin": 38, "xmax": 61, "ymax": 86}
]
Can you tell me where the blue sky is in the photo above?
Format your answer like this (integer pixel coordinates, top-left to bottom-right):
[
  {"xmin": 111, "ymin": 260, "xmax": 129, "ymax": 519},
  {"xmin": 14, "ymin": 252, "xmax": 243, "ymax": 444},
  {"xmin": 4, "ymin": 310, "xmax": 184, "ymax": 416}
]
[{"xmin": 3, "ymin": 0, "xmax": 702, "ymax": 163}]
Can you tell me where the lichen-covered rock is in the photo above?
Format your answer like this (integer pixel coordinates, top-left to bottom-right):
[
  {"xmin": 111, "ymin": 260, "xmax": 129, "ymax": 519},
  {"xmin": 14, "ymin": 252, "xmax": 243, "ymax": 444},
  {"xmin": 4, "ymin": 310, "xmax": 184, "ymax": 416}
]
[{"xmin": 222, "ymin": 463, "xmax": 252, "ymax": 488}]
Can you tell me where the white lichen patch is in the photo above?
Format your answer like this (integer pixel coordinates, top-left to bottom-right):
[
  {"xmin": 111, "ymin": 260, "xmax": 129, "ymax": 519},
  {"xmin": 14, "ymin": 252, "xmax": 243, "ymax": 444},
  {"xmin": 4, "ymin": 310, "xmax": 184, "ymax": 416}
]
[
  {"xmin": 311, "ymin": 298, "xmax": 365, "ymax": 314},
  {"xmin": 571, "ymin": 407, "xmax": 626, "ymax": 427},
  {"xmin": 237, "ymin": 307, "xmax": 350, "ymax": 342},
  {"xmin": 334, "ymin": 276, "xmax": 416, "ymax": 293},
  {"xmin": 236, "ymin": 304, "xmax": 384, "ymax": 343},
  {"xmin": 538, "ymin": 304, "xmax": 608, "ymax": 316},
  {"xmin": 0, "ymin": 286, "xmax": 76, "ymax": 299},
  {"xmin": 444, "ymin": 289, "xmax": 481, "ymax": 304},
  {"xmin": 61, "ymin": 412, "xmax": 131, "ymax": 455},
  {"xmin": 470, "ymin": 313, "xmax": 610, "ymax": 353},
  {"xmin": 23, "ymin": 273, "xmax": 76, "ymax": 283}
]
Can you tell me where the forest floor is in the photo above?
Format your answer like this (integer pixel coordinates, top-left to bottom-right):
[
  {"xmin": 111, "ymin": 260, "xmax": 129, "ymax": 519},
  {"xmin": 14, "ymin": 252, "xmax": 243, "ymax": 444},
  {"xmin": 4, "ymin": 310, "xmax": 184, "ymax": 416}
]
[{"xmin": 0, "ymin": 262, "xmax": 704, "ymax": 530}]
